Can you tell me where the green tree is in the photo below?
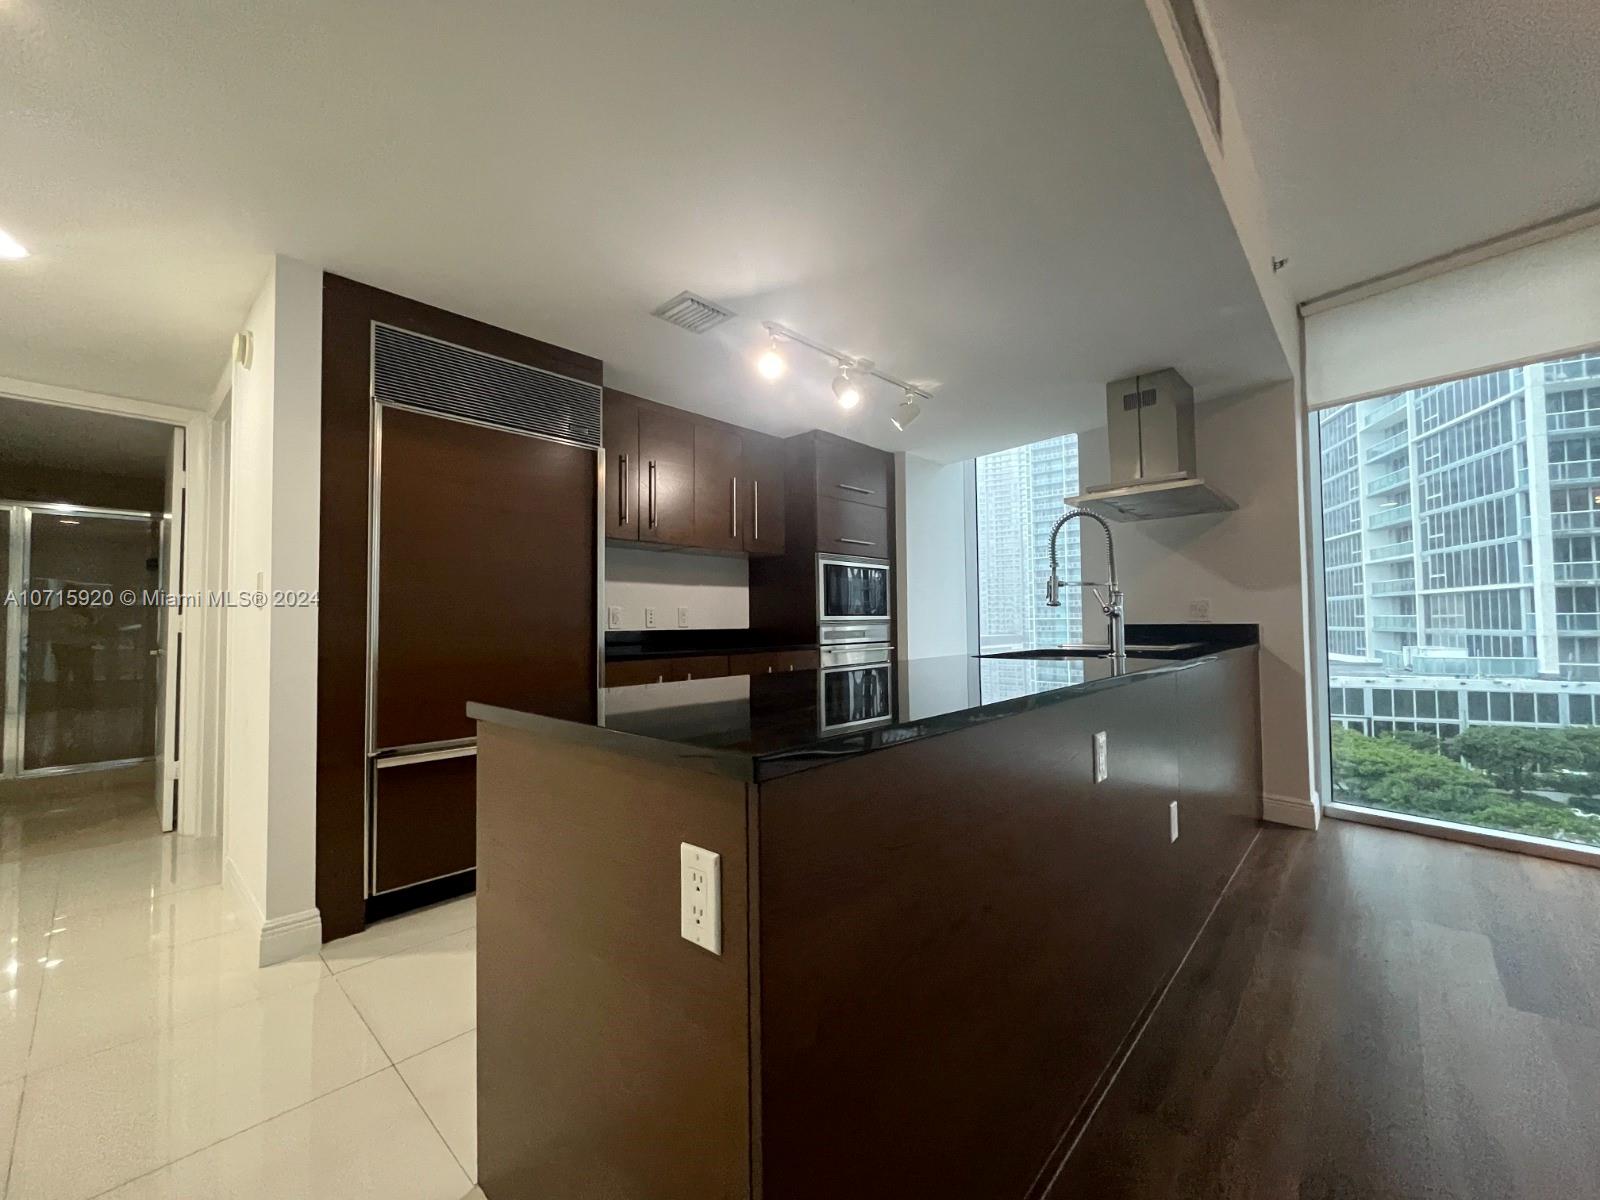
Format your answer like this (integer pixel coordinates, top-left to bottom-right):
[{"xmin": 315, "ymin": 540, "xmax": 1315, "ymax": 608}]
[
  {"xmin": 1447, "ymin": 726, "xmax": 1575, "ymax": 799},
  {"xmin": 1554, "ymin": 726, "xmax": 1600, "ymax": 800}
]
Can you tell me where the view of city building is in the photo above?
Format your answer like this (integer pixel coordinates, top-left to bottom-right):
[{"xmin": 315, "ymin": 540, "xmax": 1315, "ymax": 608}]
[
  {"xmin": 1318, "ymin": 351, "xmax": 1600, "ymax": 847},
  {"xmin": 975, "ymin": 433, "xmax": 1082, "ymax": 651}
]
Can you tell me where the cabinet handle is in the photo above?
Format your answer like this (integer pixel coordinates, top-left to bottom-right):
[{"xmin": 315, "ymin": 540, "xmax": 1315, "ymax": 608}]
[
  {"xmin": 838, "ymin": 537, "xmax": 876, "ymax": 547},
  {"xmin": 837, "ymin": 483, "xmax": 874, "ymax": 495},
  {"xmin": 648, "ymin": 461, "xmax": 658, "ymax": 529},
  {"xmin": 753, "ymin": 480, "xmax": 760, "ymax": 542},
  {"xmin": 732, "ymin": 476, "xmax": 739, "ymax": 539},
  {"xmin": 619, "ymin": 454, "xmax": 629, "ymax": 526}
]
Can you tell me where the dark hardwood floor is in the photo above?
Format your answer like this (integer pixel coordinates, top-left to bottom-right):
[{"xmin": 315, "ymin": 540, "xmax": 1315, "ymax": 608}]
[{"xmin": 1048, "ymin": 820, "xmax": 1600, "ymax": 1200}]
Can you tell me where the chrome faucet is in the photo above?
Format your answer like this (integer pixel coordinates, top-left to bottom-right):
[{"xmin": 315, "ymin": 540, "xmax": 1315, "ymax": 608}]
[{"xmin": 1045, "ymin": 507, "xmax": 1127, "ymax": 660}]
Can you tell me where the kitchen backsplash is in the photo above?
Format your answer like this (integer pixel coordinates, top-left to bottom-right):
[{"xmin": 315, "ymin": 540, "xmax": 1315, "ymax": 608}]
[{"xmin": 604, "ymin": 545, "xmax": 750, "ymax": 630}]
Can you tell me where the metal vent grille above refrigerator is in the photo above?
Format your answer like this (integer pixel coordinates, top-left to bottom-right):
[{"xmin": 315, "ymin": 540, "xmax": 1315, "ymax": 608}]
[{"xmin": 371, "ymin": 323, "xmax": 601, "ymax": 448}]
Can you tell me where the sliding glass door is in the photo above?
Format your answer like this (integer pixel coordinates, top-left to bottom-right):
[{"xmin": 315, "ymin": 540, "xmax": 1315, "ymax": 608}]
[
  {"xmin": 1, "ymin": 504, "xmax": 164, "ymax": 777},
  {"xmin": 1316, "ymin": 352, "xmax": 1600, "ymax": 850}
]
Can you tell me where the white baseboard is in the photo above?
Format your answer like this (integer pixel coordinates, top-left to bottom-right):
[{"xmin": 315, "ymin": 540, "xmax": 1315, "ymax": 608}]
[
  {"xmin": 259, "ymin": 908, "xmax": 323, "ymax": 967},
  {"xmin": 224, "ymin": 856, "xmax": 323, "ymax": 966},
  {"xmin": 1262, "ymin": 791, "xmax": 1322, "ymax": 830}
]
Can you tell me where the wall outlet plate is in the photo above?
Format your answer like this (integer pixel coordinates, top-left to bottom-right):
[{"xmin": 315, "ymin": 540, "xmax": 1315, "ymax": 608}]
[
  {"xmin": 677, "ymin": 605, "xmax": 689, "ymax": 628},
  {"xmin": 1093, "ymin": 731, "xmax": 1108, "ymax": 783},
  {"xmin": 607, "ymin": 605, "xmax": 623, "ymax": 629},
  {"xmin": 680, "ymin": 843, "xmax": 721, "ymax": 955},
  {"xmin": 645, "ymin": 607, "xmax": 658, "ymax": 628}
]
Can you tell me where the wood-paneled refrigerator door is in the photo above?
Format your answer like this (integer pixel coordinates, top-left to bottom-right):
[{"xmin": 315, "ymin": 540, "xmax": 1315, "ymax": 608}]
[
  {"xmin": 374, "ymin": 407, "xmax": 598, "ymax": 748},
  {"xmin": 371, "ymin": 406, "xmax": 597, "ymax": 894}
]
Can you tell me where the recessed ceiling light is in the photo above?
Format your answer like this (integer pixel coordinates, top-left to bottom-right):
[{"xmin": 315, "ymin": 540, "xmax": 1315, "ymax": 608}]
[{"xmin": 0, "ymin": 227, "xmax": 28, "ymax": 260}]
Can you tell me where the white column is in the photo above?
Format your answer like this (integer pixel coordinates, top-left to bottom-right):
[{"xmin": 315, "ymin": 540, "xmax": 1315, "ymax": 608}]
[{"xmin": 1523, "ymin": 370, "xmax": 1561, "ymax": 676}]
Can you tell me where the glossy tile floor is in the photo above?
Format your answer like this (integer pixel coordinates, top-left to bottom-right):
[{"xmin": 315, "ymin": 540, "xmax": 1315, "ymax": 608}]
[{"xmin": 0, "ymin": 780, "xmax": 483, "ymax": 1200}]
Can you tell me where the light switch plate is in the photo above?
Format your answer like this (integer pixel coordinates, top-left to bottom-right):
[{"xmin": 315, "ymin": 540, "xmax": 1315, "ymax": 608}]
[
  {"xmin": 1170, "ymin": 800, "xmax": 1180, "ymax": 842},
  {"xmin": 1093, "ymin": 731, "xmax": 1108, "ymax": 783},
  {"xmin": 677, "ymin": 605, "xmax": 689, "ymax": 628},
  {"xmin": 606, "ymin": 605, "xmax": 623, "ymax": 629},
  {"xmin": 680, "ymin": 843, "xmax": 722, "ymax": 955},
  {"xmin": 645, "ymin": 606, "xmax": 659, "ymax": 629}
]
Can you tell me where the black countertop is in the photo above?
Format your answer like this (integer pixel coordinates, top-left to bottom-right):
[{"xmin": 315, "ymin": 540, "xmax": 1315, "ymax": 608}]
[
  {"xmin": 473, "ymin": 626, "xmax": 1257, "ymax": 783},
  {"xmin": 605, "ymin": 630, "xmax": 818, "ymax": 661}
]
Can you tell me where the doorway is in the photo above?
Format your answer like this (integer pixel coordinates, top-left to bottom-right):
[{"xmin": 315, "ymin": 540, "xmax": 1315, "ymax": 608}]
[{"xmin": 0, "ymin": 395, "xmax": 184, "ymax": 859}]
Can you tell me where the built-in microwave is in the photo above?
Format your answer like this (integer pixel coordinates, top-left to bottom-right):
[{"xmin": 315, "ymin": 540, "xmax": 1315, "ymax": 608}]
[{"xmin": 817, "ymin": 554, "xmax": 891, "ymax": 623}]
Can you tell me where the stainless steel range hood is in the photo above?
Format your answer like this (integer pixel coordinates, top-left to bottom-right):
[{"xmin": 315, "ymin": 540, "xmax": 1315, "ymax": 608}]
[{"xmin": 1067, "ymin": 368, "xmax": 1235, "ymax": 521}]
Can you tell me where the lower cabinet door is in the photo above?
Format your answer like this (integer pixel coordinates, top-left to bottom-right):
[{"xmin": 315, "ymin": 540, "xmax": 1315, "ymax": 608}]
[{"xmin": 371, "ymin": 751, "xmax": 477, "ymax": 895}]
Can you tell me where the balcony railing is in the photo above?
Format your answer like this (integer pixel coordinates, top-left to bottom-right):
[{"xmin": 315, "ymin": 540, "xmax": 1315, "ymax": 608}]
[
  {"xmin": 1552, "ymin": 462, "xmax": 1600, "ymax": 483},
  {"xmin": 1365, "ymin": 467, "xmax": 1411, "ymax": 496},
  {"xmin": 1368, "ymin": 503, "xmax": 1413, "ymax": 530},
  {"xmin": 1371, "ymin": 578, "xmax": 1416, "ymax": 595},
  {"xmin": 1553, "ymin": 511, "xmax": 1600, "ymax": 533},
  {"xmin": 1364, "ymin": 431, "xmax": 1408, "ymax": 462},
  {"xmin": 1368, "ymin": 541, "xmax": 1415, "ymax": 562},
  {"xmin": 1360, "ymin": 396, "xmax": 1408, "ymax": 429},
  {"xmin": 1371, "ymin": 615, "xmax": 1419, "ymax": 632}
]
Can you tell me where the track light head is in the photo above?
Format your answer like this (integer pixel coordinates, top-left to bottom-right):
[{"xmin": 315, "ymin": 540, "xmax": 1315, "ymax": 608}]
[
  {"xmin": 756, "ymin": 334, "xmax": 787, "ymax": 381},
  {"xmin": 892, "ymin": 392, "xmax": 923, "ymax": 431},
  {"xmin": 832, "ymin": 362, "xmax": 865, "ymax": 410}
]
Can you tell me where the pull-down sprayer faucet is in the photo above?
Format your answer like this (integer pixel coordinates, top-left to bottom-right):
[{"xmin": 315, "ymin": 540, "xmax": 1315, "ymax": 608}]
[{"xmin": 1045, "ymin": 508, "xmax": 1127, "ymax": 660}]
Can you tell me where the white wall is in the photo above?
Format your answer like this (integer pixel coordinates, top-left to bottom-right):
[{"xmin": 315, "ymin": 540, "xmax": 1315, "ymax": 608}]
[
  {"xmin": 1077, "ymin": 380, "xmax": 1316, "ymax": 822},
  {"xmin": 895, "ymin": 453, "xmax": 972, "ymax": 660},
  {"xmin": 604, "ymin": 546, "xmax": 748, "ymax": 630},
  {"xmin": 222, "ymin": 254, "xmax": 323, "ymax": 964}
]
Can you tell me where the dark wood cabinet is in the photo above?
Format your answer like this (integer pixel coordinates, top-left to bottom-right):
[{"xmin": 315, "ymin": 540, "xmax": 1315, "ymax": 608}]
[
  {"xmin": 741, "ymin": 431, "xmax": 787, "ymax": 555},
  {"xmin": 605, "ymin": 654, "xmax": 732, "ymax": 688},
  {"xmin": 816, "ymin": 434, "xmax": 891, "ymax": 509},
  {"xmin": 602, "ymin": 389, "xmax": 640, "ymax": 541},
  {"xmin": 638, "ymin": 404, "xmax": 697, "ymax": 546},
  {"xmin": 816, "ymin": 495, "xmax": 891, "ymax": 558},
  {"xmin": 693, "ymin": 423, "xmax": 744, "ymax": 553}
]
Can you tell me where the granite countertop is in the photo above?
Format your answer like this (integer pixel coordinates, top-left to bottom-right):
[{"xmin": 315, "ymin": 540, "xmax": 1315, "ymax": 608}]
[
  {"xmin": 604, "ymin": 631, "xmax": 819, "ymax": 661},
  {"xmin": 472, "ymin": 627, "xmax": 1257, "ymax": 783}
]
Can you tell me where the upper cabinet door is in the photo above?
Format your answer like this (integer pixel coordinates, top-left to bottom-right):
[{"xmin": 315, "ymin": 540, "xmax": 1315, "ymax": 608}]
[
  {"xmin": 693, "ymin": 422, "xmax": 744, "ymax": 553},
  {"xmin": 741, "ymin": 431, "xmax": 786, "ymax": 555},
  {"xmin": 602, "ymin": 389, "xmax": 640, "ymax": 541},
  {"xmin": 638, "ymin": 404, "xmax": 697, "ymax": 546},
  {"xmin": 816, "ymin": 435, "xmax": 891, "ymax": 509}
]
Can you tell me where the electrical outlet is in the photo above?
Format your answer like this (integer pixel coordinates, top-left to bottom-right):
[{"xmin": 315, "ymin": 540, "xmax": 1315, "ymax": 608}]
[
  {"xmin": 680, "ymin": 843, "xmax": 721, "ymax": 955},
  {"xmin": 645, "ymin": 606, "xmax": 659, "ymax": 629},
  {"xmin": 606, "ymin": 605, "xmax": 623, "ymax": 629},
  {"xmin": 1189, "ymin": 597, "xmax": 1212, "ymax": 621},
  {"xmin": 677, "ymin": 605, "xmax": 689, "ymax": 628},
  {"xmin": 1170, "ymin": 800, "xmax": 1180, "ymax": 842},
  {"xmin": 1093, "ymin": 731, "xmax": 1108, "ymax": 783}
]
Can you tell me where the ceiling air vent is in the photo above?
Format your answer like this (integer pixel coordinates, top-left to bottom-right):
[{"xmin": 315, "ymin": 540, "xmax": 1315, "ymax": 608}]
[
  {"xmin": 372, "ymin": 323, "xmax": 601, "ymax": 448},
  {"xmin": 651, "ymin": 291, "xmax": 736, "ymax": 334},
  {"xmin": 1169, "ymin": 0, "xmax": 1222, "ymax": 140}
]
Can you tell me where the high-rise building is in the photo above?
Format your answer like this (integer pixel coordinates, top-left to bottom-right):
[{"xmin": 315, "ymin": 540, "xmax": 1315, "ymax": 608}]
[
  {"xmin": 975, "ymin": 434, "xmax": 1082, "ymax": 651},
  {"xmin": 1319, "ymin": 351, "xmax": 1600, "ymax": 735}
]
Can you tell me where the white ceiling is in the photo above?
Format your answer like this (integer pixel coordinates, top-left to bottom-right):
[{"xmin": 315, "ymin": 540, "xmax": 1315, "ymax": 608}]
[
  {"xmin": 1204, "ymin": 0, "xmax": 1600, "ymax": 301},
  {"xmin": 0, "ymin": 0, "xmax": 1288, "ymax": 463}
]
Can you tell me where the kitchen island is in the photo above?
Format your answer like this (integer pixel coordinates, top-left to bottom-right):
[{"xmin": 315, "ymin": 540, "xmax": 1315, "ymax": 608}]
[{"xmin": 471, "ymin": 628, "xmax": 1262, "ymax": 1200}]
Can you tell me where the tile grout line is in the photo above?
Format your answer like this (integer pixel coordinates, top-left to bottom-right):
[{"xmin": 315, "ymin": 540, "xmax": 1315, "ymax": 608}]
[
  {"xmin": 393, "ymin": 1049, "xmax": 474, "ymax": 1186},
  {"xmin": 326, "ymin": 919, "xmax": 478, "ymax": 984},
  {"xmin": 6, "ymin": 864, "xmax": 63, "ymax": 1200},
  {"xmin": 75, "ymin": 1065, "xmax": 401, "ymax": 1200}
]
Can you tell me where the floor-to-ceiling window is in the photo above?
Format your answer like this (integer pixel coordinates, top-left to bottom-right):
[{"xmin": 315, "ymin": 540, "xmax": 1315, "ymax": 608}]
[
  {"xmin": 1317, "ymin": 352, "xmax": 1600, "ymax": 850},
  {"xmin": 975, "ymin": 433, "xmax": 1082, "ymax": 650}
]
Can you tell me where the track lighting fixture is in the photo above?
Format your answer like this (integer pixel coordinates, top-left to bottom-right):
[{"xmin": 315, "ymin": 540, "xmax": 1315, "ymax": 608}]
[
  {"xmin": 832, "ymin": 361, "xmax": 866, "ymax": 410},
  {"xmin": 756, "ymin": 335, "xmax": 787, "ymax": 380},
  {"xmin": 757, "ymin": 321, "xmax": 928, "ymax": 429}
]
